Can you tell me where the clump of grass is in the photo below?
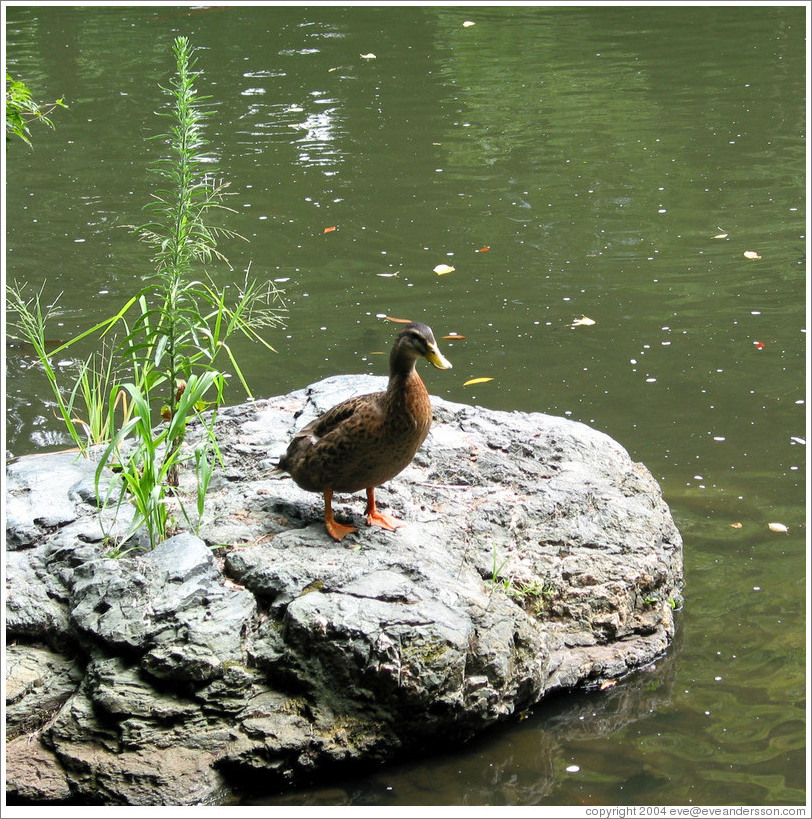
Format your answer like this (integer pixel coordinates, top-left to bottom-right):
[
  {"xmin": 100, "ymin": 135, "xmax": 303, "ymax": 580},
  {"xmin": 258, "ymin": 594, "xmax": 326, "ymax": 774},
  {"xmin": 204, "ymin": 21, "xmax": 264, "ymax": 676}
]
[{"xmin": 487, "ymin": 545, "xmax": 557, "ymax": 614}]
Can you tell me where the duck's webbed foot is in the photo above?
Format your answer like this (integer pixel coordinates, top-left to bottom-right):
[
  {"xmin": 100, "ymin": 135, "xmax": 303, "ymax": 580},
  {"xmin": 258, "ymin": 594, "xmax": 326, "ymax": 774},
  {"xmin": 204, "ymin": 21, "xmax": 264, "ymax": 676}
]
[
  {"xmin": 364, "ymin": 487, "xmax": 404, "ymax": 532},
  {"xmin": 323, "ymin": 489, "xmax": 357, "ymax": 541}
]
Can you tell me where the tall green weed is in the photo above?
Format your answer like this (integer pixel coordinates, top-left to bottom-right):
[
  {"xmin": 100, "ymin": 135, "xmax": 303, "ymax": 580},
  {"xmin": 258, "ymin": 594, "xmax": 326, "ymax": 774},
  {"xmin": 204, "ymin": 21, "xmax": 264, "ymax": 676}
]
[{"xmin": 7, "ymin": 36, "xmax": 285, "ymax": 550}]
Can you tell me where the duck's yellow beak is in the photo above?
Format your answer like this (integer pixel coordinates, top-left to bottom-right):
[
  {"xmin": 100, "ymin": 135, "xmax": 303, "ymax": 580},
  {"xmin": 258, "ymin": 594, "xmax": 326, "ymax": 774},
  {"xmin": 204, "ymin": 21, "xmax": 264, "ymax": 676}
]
[{"xmin": 425, "ymin": 344, "xmax": 452, "ymax": 370}]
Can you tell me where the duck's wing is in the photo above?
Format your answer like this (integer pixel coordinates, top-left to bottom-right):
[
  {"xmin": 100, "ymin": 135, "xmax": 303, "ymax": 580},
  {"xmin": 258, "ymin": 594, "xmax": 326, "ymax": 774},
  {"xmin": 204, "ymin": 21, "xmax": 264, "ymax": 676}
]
[{"xmin": 300, "ymin": 391, "xmax": 385, "ymax": 442}]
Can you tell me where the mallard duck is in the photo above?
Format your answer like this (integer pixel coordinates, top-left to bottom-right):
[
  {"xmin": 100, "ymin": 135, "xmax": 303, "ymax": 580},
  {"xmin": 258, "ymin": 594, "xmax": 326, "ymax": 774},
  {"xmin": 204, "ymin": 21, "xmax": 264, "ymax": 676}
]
[{"xmin": 274, "ymin": 322, "xmax": 452, "ymax": 541}]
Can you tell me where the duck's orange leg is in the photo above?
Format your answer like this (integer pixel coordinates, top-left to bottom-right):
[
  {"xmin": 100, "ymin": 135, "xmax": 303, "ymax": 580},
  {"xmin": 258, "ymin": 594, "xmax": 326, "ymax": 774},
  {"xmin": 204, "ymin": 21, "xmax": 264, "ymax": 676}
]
[
  {"xmin": 323, "ymin": 489, "xmax": 356, "ymax": 541},
  {"xmin": 364, "ymin": 487, "xmax": 404, "ymax": 531}
]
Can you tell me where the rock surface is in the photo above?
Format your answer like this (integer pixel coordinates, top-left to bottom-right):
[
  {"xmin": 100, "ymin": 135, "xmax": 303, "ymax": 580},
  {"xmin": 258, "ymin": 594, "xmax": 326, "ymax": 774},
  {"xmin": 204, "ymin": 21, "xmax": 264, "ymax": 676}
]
[{"xmin": 4, "ymin": 375, "xmax": 683, "ymax": 805}]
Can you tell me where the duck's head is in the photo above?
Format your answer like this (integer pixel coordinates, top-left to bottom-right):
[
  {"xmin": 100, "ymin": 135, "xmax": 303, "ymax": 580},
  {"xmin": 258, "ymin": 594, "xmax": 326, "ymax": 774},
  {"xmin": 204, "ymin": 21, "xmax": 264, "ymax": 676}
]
[{"xmin": 392, "ymin": 322, "xmax": 453, "ymax": 371}]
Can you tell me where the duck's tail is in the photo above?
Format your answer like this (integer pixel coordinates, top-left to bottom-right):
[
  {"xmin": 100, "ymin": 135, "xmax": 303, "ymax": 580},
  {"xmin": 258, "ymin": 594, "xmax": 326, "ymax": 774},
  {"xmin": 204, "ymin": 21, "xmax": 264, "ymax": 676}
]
[{"xmin": 269, "ymin": 455, "xmax": 288, "ymax": 477}]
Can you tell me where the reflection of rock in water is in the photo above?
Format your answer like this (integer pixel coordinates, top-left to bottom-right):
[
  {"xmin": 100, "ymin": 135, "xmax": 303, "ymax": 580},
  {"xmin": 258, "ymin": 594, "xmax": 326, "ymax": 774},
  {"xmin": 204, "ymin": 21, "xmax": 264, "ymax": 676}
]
[
  {"xmin": 252, "ymin": 600, "xmax": 685, "ymax": 807},
  {"xmin": 542, "ymin": 621, "xmax": 684, "ymax": 741},
  {"xmin": 457, "ymin": 623, "xmax": 684, "ymax": 806}
]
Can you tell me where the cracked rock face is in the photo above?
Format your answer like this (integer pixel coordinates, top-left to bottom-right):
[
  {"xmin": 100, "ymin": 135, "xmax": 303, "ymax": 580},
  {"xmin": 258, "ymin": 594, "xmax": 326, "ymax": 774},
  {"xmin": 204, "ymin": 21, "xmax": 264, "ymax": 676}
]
[{"xmin": 5, "ymin": 375, "xmax": 683, "ymax": 805}]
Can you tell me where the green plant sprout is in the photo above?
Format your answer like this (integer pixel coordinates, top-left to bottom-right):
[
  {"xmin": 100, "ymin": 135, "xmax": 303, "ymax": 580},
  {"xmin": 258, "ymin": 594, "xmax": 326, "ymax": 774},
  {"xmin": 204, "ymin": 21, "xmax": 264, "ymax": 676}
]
[{"xmin": 5, "ymin": 73, "xmax": 67, "ymax": 146}]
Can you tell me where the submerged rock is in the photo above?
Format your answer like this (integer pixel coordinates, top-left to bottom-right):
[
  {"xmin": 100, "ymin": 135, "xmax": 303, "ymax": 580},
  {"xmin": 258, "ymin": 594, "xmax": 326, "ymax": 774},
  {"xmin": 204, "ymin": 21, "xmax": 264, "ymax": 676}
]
[{"xmin": 4, "ymin": 375, "xmax": 683, "ymax": 805}]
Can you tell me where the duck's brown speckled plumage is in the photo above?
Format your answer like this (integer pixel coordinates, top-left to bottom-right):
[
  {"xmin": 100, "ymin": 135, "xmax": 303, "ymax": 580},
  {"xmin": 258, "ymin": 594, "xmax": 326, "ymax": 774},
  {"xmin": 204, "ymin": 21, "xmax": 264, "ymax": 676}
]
[{"xmin": 275, "ymin": 322, "xmax": 452, "ymax": 540}]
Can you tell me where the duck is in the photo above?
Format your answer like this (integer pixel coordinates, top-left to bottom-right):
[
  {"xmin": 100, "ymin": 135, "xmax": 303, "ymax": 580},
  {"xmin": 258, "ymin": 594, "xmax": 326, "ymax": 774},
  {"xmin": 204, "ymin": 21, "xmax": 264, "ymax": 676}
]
[{"xmin": 274, "ymin": 322, "xmax": 452, "ymax": 541}]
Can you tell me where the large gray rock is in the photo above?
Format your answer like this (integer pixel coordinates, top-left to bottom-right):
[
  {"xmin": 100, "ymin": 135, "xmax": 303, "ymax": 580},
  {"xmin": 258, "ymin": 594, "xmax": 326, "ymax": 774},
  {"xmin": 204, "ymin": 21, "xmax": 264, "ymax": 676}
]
[{"xmin": 4, "ymin": 375, "xmax": 683, "ymax": 805}]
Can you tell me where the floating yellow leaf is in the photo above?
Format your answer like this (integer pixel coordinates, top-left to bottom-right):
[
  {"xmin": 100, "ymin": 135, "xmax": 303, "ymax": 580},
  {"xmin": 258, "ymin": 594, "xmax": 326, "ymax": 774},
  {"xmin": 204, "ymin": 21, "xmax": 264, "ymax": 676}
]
[
  {"xmin": 768, "ymin": 522, "xmax": 788, "ymax": 533},
  {"xmin": 433, "ymin": 264, "xmax": 456, "ymax": 275},
  {"xmin": 730, "ymin": 522, "xmax": 743, "ymax": 529},
  {"xmin": 462, "ymin": 20, "xmax": 476, "ymax": 27},
  {"xmin": 743, "ymin": 251, "xmax": 762, "ymax": 260},
  {"xmin": 713, "ymin": 233, "xmax": 728, "ymax": 239},
  {"xmin": 323, "ymin": 225, "xmax": 336, "ymax": 233},
  {"xmin": 442, "ymin": 333, "xmax": 466, "ymax": 340},
  {"xmin": 571, "ymin": 315, "xmax": 596, "ymax": 327},
  {"xmin": 383, "ymin": 315, "xmax": 413, "ymax": 324},
  {"xmin": 463, "ymin": 377, "xmax": 493, "ymax": 386},
  {"xmin": 360, "ymin": 53, "xmax": 376, "ymax": 59}
]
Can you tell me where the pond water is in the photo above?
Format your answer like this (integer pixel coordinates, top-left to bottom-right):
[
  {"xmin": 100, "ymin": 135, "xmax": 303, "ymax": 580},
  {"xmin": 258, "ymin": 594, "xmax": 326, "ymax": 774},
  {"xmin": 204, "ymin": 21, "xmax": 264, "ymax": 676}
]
[{"xmin": 4, "ymin": 3, "xmax": 807, "ymax": 808}]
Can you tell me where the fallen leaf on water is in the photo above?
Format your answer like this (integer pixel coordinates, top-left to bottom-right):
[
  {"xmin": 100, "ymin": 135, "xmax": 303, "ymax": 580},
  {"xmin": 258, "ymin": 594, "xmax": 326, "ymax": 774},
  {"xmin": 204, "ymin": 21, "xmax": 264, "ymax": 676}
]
[
  {"xmin": 323, "ymin": 226, "xmax": 336, "ymax": 233},
  {"xmin": 600, "ymin": 680, "xmax": 617, "ymax": 691},
  {"xmin": 376, "ymin": 272, "xmax": 399, "ymax": 277},
  {"xmin": 768, "ymin": 522, "xmax": 789, "ymax": 534},
  {"xmin": 463, "ymin": 20, "xmax": 476, "ymax": 27},
  {"xmin": 713, "ymin": 233, "xmax": 729, "ymax": 239},
  {"xmin": 383, "ymin": 315, "xmax": 413, "ymax": 324},
  {"xmin": 463, "ymin": 377, "xmax": 493, "ymax": 386},
  {"xmin": 571, "ymin": 315, "xmax": 596, "ymax": 327},
  {"xmin": 753, "ymin": 341, "xmax": 765, "ymax": 350},
  {"xmin": 743, "ymin": 250, "xmax": 761, "ymax": 260},
  {"xmin": 730, "ymin": 522, "xmax": 743, "ymax": 529},
  {"xmin": 328, "ymin": 67, "xmax": 337, "ymax": 73},
  {"xmin": 442, "ymin": 333, "xmax": 466, "ymax": 340},
  {"xmin": 360, "ymin": 53, "xmax": 376, "ymax": 59},
  {"xmin": 475, "ymin": 246, "xmax": 490, "ymax": 252},
  {"xmin": 433, "ymin": 264, "xmax": 456, "ymax": 275}
]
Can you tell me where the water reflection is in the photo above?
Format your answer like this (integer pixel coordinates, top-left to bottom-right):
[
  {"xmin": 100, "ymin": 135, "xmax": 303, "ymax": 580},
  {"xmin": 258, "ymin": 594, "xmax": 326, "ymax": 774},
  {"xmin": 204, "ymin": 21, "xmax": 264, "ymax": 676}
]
[
  {"xmin": 237, "ymin": 89, "xmax": 344, "ymax": 172},
  {"xmin": 252, "ymin": 636, "xmax": 683, "ymax": 806},
  {"xmin": 5, "ymin": 338, "xmax": 85, "ymax": 456}
]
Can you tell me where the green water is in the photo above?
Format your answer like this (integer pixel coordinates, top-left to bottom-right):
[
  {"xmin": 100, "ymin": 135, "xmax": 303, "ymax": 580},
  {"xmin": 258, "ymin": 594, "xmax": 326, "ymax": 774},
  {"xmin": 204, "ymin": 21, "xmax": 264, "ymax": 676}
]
[{"xmin": 4, "ymin": 4, "xmax": 807, "ymax": 807}]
